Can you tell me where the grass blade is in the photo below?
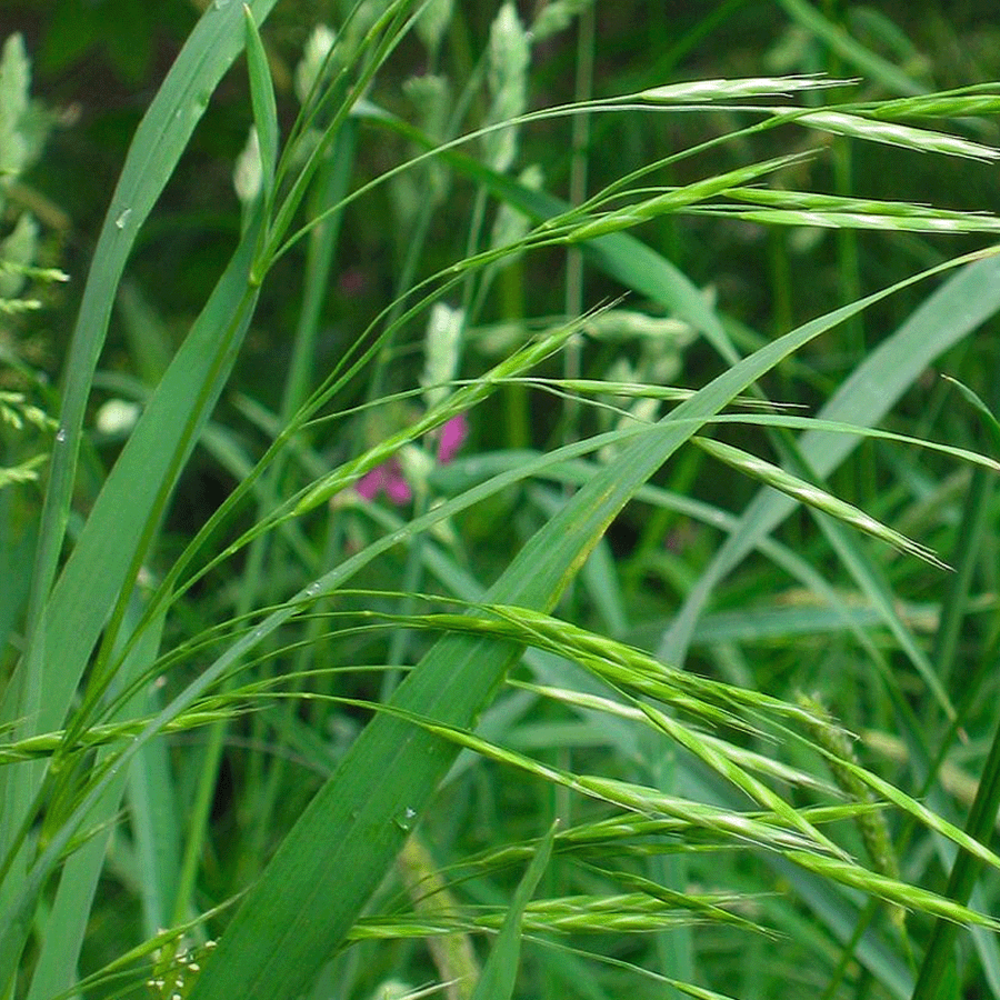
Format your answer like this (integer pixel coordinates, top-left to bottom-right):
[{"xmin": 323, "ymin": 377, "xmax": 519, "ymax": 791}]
[
  {"xmin": 243, "ymin": 3, "xmax": 278, "ymax": 206},
  {"xmin": 23, "ymin": 603, "xmax": 166, "ymax": 1000},
  {"xmin": 469, "ymin": 821, "xmax": 556, "ymax": 1000},
  {"xmin": 912, "ymin": 708, "xmax": 1000, "ymax": 997}
]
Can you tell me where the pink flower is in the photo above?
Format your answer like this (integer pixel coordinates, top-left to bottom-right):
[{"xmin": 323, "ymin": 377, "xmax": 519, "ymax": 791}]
[
  {"xmin": 355, "ymin": 457, "xmax": 412, "ymax": 503},
  {"xmin": 435, "ymin": 413, "xmax": 469, "ymax": 464},
  {"xmin": 355, "ymin": 414, "xmax": 469, "ymax": 505}
]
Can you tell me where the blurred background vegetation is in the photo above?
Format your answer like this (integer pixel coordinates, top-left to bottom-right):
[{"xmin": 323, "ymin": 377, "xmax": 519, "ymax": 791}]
[
  {"xmin": 4, "ymin": 0, "xmax": 999, "ymax": 628},
  {"xmin": 3, "ymin": 3, "xmax": 1000, "ymax": 998},
  {"xmin": 5, "ymin": 1, "xmax": 1000, "ymax": 371}
]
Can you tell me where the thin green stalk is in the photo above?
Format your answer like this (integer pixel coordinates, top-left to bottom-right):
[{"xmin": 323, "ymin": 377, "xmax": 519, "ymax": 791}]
[
  {"xmin": 911, "ymin": 699, "xmax": 1000, "ymax": 998},
  {"xmin": 369, "ymin": 183, "xmax": 445, "ymax": 402},
  {"xmin": 257, "ymin": 0, "xmax": 420, "ymax": 279},
  {"xmin": 282, "ymin": 123, "xmax": 356, "ymax": 427},
  {"xmin": 817, "ymin": 461, "xmax": 998, "ymax": 994},
  {"xmin": 244, "ymin": 126, "xmax": 356, "ymax": 861},
  {"xmin": 73, "ymin": 276, "xmax": 262, "ymax": 743},
  {"xmin": 248, "ymin": 515, "xmax": 344, "ymax": 872},
  {"xmin": 368, "ymin": 13, "xmax": 489, "ymax": 399},
  {"xmin": 830, "ymin": 133, "xmax": 870, "ymax": 508},
  {"xmin": 563, "ymin": 2, "xmax": 595, "ymax": 443},
  {"xmin": 174, "ymin": 121, "xmax": 354, "ymax": 922},
  {"xmin": 931, "ymin": 465, "xmax": 994, "ymax": 692},
  {"xmin": 382, "ymin": 492, "xmax": 430, "ymax": 699},
  {"xmin": 170, "ymin": 515, "xmax": 271, "ymax": 928}
]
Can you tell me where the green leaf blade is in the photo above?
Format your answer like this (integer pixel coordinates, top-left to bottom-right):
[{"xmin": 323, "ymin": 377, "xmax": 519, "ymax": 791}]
[
  {"xmin": 243, "ymin": 3, "xmax": 278, "ymax": 205},
  {"xmin": 470, "ymin": 822, "xmax": 556, "ymax": 1000}
]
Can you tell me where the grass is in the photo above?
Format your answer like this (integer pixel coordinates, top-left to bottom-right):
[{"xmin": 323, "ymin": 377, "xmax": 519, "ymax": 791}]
[{"xmin": 2, "ymin": 2, "xmax": 1000, "ymax": 999}]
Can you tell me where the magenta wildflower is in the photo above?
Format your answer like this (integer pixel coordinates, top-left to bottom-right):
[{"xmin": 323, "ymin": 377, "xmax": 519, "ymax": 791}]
[
  {"xmin": 355, "ymin": 413, "xmax": 469, "ymax": 505},
  {"xmin": 355, "ymin": 457, "xmax": 412, "ymax": 503},
  {"xmin": 435, "ymin": 413, "xmax": 469, "ymax": 463}
]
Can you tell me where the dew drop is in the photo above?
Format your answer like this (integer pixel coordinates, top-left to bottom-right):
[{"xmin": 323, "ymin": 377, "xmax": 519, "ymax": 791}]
[
  {"xmin": 394, "ymin": 807, "xmax": 416, "ymax": 832},
  {"xmin": 115, "ymin": 208, "xmax": 132, "ymax": 230},
  {"xmin": 304, "ymin": 582, "xmax": 321, "ymax": 598},
  {"xmin": 55, "ymin": 427, "xmax": 67, "ymax": 443}
]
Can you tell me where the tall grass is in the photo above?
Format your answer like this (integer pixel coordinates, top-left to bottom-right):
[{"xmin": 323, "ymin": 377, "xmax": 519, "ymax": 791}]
[{"xmin": 2, "ymin": 2, "xmax": 1000, "ymax": 999}]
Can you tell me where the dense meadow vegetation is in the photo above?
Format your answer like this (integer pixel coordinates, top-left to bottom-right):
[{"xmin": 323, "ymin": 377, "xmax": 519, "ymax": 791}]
[{"xmin": 2, "ymin": 1, "xmax": 1000, "ymax": 998}]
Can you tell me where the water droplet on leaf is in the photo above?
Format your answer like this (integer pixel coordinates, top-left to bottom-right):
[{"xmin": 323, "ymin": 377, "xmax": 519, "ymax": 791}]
[{"xmin": 394, "ymin": 807, "xmax": 417, "ymax": 832}]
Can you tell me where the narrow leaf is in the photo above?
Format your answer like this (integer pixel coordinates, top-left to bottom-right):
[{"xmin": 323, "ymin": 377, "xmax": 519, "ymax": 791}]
[
  {"xmin": 941, "ymin": 375, "xmax": 1000, "ymax": 455},
  {"xmin": 469, "ymin": 822, "xmax": 556, "ymax": 1000},
  {"xmin": 243, "ymin": 4, "xmax": 278, "ymax": 203}
]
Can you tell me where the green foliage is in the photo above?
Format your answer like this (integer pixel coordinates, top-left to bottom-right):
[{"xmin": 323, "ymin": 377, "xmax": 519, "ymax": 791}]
[
  {"xmin": 0, "ymin": 32, "xmax": 64, "ymax": 502},
  {"xmin": 3, "ymin": 4, "xmax": 1000, "ymax": 1000}
]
